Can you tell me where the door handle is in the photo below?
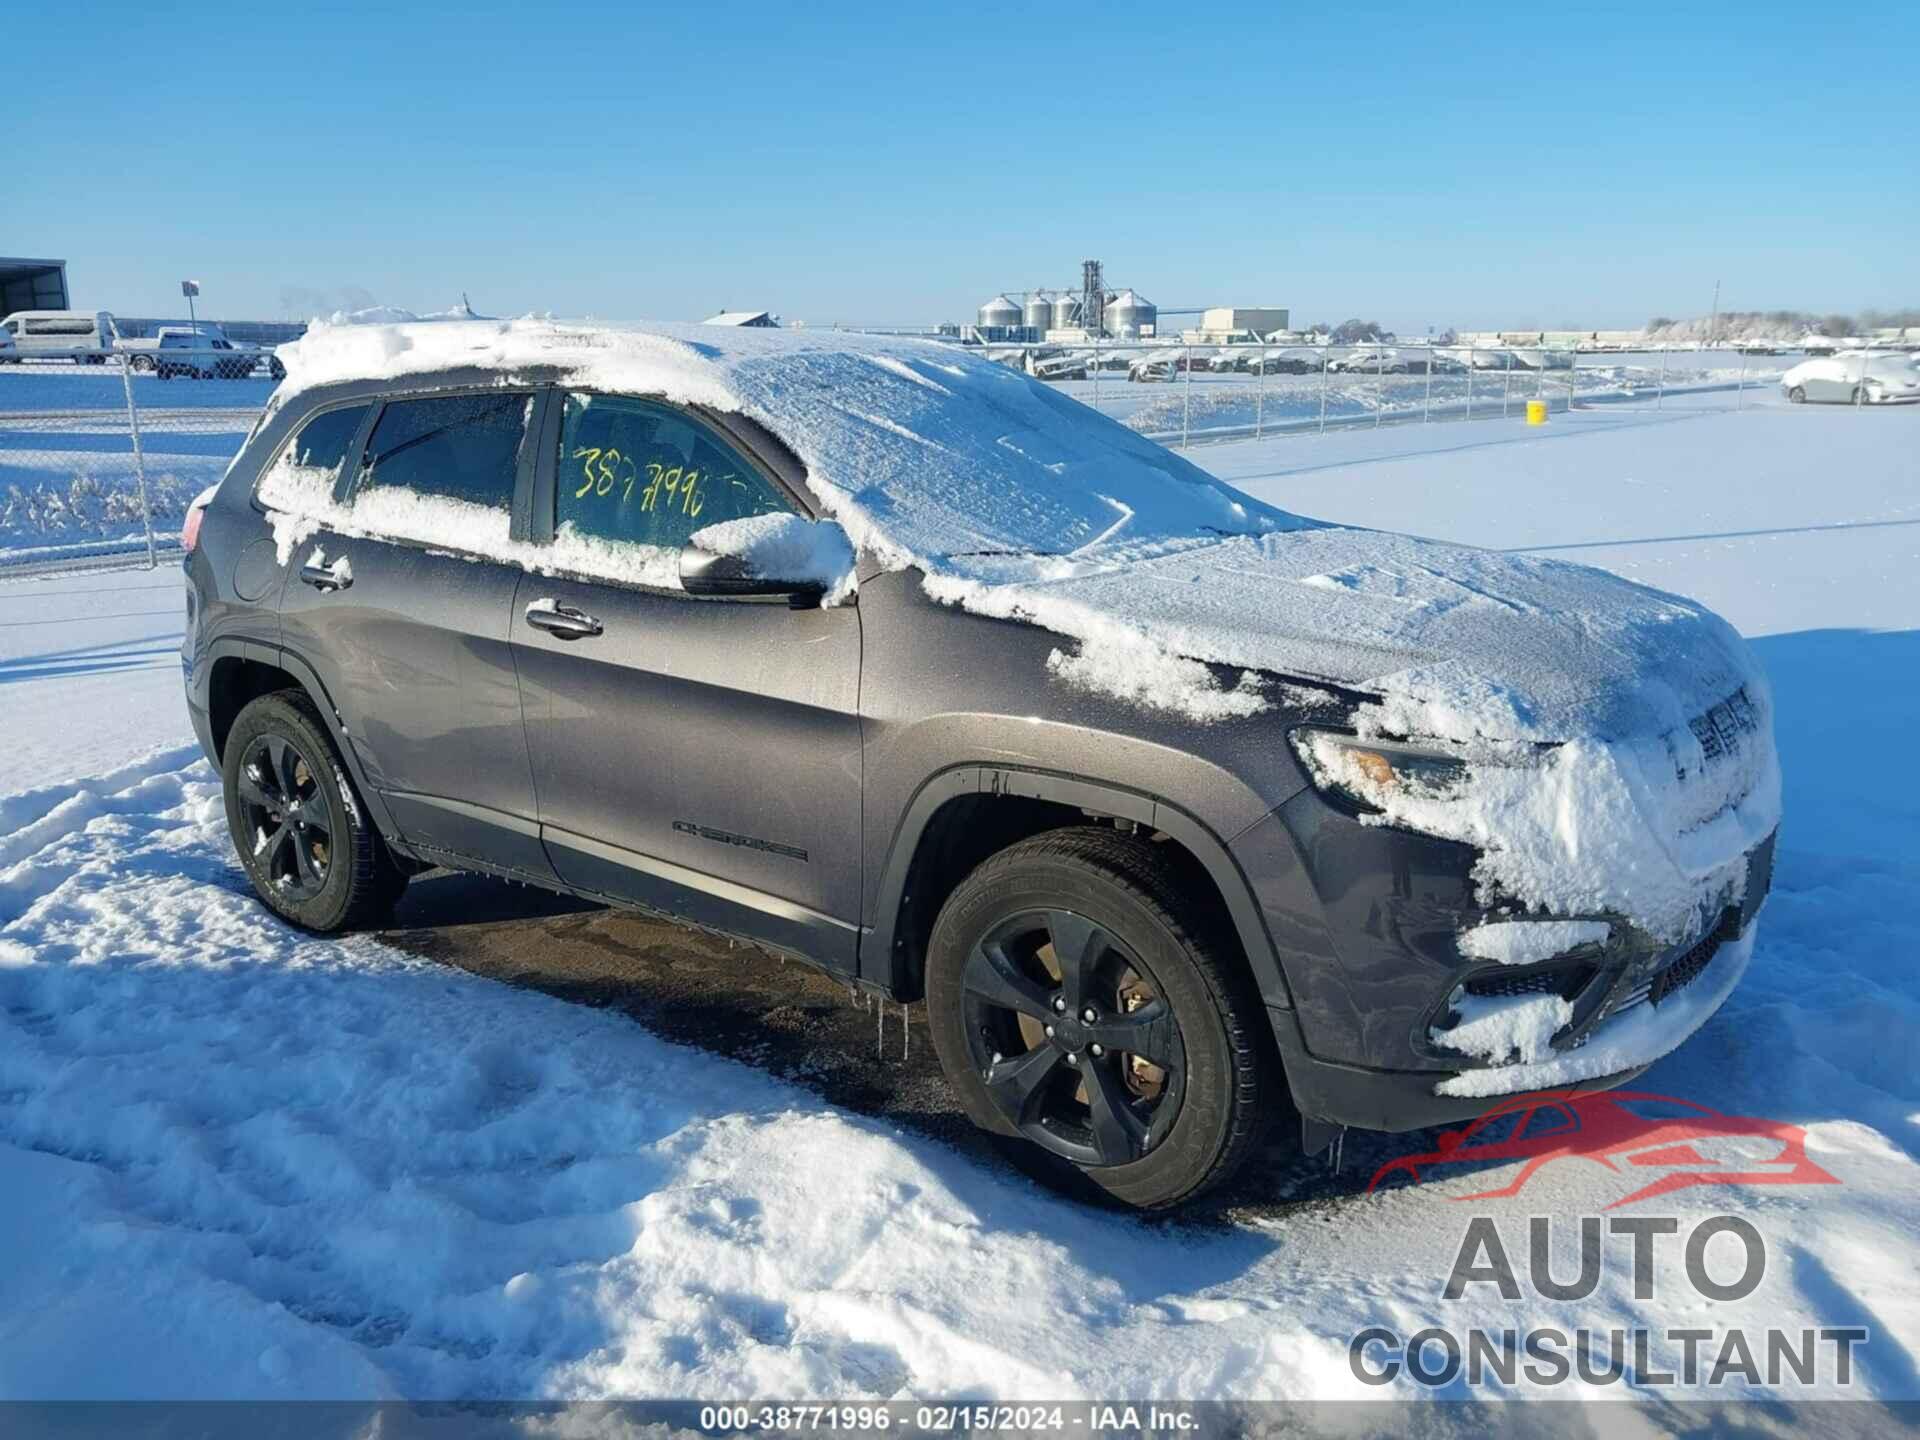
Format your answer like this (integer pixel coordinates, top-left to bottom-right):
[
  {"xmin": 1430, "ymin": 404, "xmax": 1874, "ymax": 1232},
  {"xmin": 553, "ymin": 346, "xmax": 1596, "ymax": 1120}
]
[
  {"xmin": 525, "ymin": 598, "xmax": 603, "ymax": 640},
  {"xmin": 299, "ymin": 557, "xmax": 351, "ymax": 591}
]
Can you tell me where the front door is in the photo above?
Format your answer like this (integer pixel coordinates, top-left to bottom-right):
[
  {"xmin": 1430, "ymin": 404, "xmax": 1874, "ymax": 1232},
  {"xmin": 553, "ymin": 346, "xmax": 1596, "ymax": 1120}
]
[
  {"xmin": 274, "ymin": 389, "xmax": 554, "ymax": 881},
  {"xmin": 511, "ymin": 393, "xmax": 864, "ymax": 967}
]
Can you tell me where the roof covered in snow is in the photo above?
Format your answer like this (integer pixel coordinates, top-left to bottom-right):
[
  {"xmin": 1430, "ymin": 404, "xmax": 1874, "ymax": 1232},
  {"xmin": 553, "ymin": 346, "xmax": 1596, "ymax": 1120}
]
[{"xmin": 271, "ymin": 318, "xmax": 1287, "ymax": 572}]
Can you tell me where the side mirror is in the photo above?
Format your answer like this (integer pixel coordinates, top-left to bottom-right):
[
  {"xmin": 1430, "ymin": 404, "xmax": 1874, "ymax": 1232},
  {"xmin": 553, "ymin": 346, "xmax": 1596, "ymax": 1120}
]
[{"xmin": 678, "ymin": 514, "xmax": 854, "ymax": 605}]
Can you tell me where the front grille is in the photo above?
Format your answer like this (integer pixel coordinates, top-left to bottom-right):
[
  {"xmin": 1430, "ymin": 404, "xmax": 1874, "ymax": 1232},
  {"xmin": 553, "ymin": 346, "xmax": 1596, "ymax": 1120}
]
[
  {"xmin": 1649, "ymin": 911, "xmax": 1738, "ymax": 1006},
  {"xmin": 1686, "ymin": 685, "xmax": 1761, "ymax": 767},
  {"xmin": 1464, "ymin": 962, "xmax": 1596, "ymax": 1002}
]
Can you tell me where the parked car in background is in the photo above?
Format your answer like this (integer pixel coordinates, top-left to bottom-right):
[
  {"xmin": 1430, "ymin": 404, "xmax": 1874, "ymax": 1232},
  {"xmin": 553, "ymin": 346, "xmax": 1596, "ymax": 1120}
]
[
  {"xmin": 124, "ymin": 326, "xmax": 287, "ymax": 381},
  {"xmin": 1267, "ymin": 346, "xmax": 1326, "ymax": 374},
  {"xmin": 1029, "ymin": 354, "xmax": 1088, "ymax": 382},
  {"xmin": 1128, "ymin": 355, "xmax": 1176, "ymax": 382},
  {"xmin": 0, "ymin": 310, "xmax": 118, "ymax": 363},
  {"xmin": 1329, "ymin": 348, "xmax": 1408, "ymax": 373},
  {"xmin": 1782, "ymin": 354, "xmax": 1920, "ymax": 405}
]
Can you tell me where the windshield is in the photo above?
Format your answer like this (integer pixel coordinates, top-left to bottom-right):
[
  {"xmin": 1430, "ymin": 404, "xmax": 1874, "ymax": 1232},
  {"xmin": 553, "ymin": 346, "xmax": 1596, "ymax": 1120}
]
[{"xmin": 719, "ymin": 340, "xmax": 1308, "ymax": 566}]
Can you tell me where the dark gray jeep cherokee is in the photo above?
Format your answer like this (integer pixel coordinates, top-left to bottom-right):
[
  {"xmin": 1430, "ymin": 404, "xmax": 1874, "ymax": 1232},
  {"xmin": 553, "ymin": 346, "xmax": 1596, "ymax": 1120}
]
[{"xmin": 183, "ymin": 321, "xmax": 1780, "ymax": 1209}]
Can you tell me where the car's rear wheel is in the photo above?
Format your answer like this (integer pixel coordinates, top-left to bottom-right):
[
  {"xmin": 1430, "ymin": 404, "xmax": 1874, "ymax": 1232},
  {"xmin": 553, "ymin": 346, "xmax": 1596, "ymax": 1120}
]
[
  {"xmin": 223, "ymin": 691, "xmax": 408, "ymax": 932},
  {"xmin": 926, "ymin": 827, "xmax": 1276, "ymax": 1210},
  {"xmin": 1850, "ymin": 387, "xmax": 1864, "ymax": 405},
  {"xmin": 1787, "ymin": 385, "xmax": 1805, "ymax": 403}
]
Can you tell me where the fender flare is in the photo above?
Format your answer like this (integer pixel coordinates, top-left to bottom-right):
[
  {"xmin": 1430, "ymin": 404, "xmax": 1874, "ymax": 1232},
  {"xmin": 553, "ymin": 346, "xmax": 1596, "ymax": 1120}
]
[
  {"xmin": 862, "ymin": 763, "xmax": 1295, "ymax": 1012},
  {"xmin": 202, "ymin": 637, "xmax": 405, "ymax": 849}
]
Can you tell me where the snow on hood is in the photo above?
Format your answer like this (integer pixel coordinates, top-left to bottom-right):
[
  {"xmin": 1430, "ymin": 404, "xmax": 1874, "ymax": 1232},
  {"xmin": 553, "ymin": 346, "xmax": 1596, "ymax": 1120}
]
[{"xmin": 938, "ymin": 525, "xmax": 1761, "ymax": 745}]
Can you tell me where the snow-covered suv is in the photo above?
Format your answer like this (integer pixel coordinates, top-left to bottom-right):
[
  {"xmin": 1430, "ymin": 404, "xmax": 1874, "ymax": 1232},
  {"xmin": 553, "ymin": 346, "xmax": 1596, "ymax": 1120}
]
[{"xmin": 180, "ymin": 321, "xmax": 1781, "ymax": 1209}]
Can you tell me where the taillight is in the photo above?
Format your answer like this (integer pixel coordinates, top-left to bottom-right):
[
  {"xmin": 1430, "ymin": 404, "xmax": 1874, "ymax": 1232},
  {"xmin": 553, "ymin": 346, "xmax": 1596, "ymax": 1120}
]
[{"xmin": 182, "ymin": 501, "xmax": 207, "ymax": 554}]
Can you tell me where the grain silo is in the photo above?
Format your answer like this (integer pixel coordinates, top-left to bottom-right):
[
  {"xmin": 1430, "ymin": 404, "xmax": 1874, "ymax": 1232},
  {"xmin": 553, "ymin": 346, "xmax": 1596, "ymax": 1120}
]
[
  {"xmin": 1051, "ymin": 292, "xmax": 1082, "ymax": 331},
  {"xmin": 1022, "ymin": 292, "xmax": 1054, "ymax": 333},
  {"xmin": 1105, "ymin": 289, "xmax": 1156, "ymax": 339},
  {"xmin": 978, "ymin": 295, "xmax": 1021, "ymax": 331}
]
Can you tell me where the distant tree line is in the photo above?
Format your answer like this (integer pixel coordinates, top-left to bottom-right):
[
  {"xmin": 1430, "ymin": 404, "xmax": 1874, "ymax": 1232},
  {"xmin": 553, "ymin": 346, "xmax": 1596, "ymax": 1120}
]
[
  {"xmin": 1647, "ymin": 308, "xmax": 1920, "ymax": 340},
  {"xmin": 1305, "ymin": 319, "xmax": 1391, "ymax": 343}
]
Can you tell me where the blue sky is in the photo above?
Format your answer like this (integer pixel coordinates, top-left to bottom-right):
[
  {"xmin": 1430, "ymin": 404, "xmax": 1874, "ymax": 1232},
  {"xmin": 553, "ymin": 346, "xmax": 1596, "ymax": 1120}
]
[{"xmin": 9, "ymin": 1, "xmax": 1914, "ymax": 331}]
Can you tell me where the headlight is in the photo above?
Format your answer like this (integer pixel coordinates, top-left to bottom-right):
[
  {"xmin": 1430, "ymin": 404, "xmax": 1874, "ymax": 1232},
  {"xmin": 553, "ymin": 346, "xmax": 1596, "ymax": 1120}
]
[{"xmin": 1290, "ymin": 728, "xmax": 1471, "ymax": 810}]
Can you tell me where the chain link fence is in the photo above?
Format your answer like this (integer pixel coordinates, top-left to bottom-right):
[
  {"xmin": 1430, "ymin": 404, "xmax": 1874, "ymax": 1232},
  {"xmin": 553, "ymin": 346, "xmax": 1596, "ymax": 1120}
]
[
  {"xmin": 2, "ymin": 338, "xmax": 1906, "ymax": 577},
  {"xmin": 999, "ymin": 340, "xmax": 1830, "ymax": 449},
  {"xmin": 0, "ymin": 356, "xmax": 269, "ymax": 579}
]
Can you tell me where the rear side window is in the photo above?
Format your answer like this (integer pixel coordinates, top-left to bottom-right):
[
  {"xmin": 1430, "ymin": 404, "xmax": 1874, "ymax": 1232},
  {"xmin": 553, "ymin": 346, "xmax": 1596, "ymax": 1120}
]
[
  {"xmin": 355, "ymin": 393, "xmax": 529, "ymax": 510},
  {"xmin": 555, "ymin": 393, "xmax": 792, "ymax": 554}
]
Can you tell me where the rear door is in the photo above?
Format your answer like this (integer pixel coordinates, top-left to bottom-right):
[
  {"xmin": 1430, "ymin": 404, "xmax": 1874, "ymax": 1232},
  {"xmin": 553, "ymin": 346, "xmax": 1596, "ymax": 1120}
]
[
  {"xmin": 510, "ymin": 393, "xmax": 864, "ymax": 966},
  {"xmin": 274, "ymin": 389, "xmax": 556, "ymax": 881}
]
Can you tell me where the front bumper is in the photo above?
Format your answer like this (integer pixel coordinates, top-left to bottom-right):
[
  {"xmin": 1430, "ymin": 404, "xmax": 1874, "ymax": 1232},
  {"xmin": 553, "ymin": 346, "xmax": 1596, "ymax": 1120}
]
[{"xmin": 1232, "ymin": 784, "xmax": 1773, "ymax": 1133}]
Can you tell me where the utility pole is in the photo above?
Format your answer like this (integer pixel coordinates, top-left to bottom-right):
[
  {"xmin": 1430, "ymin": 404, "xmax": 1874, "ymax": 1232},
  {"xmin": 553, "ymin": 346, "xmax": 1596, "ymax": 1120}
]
[{"xmin": 1708, "ymin": 279, "xmax": 1720, "ymax": 347}]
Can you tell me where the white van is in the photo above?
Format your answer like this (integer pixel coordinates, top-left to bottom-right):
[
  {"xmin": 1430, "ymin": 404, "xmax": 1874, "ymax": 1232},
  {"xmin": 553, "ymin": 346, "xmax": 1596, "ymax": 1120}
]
[{"xmin": 0, "ymin": 310, "xmax": 119, "ymax": 363}]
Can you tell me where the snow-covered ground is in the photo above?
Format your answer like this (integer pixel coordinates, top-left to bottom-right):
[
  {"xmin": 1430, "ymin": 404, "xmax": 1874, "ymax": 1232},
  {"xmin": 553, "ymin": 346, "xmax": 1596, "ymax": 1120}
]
[{"xmin": 0, "ymin": 399, "xmax": 1914, "ymax": 1408}]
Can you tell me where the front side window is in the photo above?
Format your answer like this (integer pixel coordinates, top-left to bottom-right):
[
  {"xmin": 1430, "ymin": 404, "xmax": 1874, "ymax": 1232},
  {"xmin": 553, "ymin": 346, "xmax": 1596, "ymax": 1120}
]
[
  {"xmin": 555, "ymin": 394, "xmax": 793, "ymax": 554},
  {"xmin": 354, "ymin": 392, "xmax": 530, "ymax": 511}
]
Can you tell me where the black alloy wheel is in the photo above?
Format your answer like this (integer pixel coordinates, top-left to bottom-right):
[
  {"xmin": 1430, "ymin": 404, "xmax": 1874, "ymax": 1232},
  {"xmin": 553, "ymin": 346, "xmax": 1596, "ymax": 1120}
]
[
  {"xmin": 959, "ymin": 906, "xmax": 1186, "ymax": 1169},
  {"xmin": 222, "ymin": 690, "xmax": 408, "ymax": 931},
  {"xmin": 235, "ymin": 732, "xmax": 334, "ymax": 901},
  {"xmin": 926, "ymin": 827, "xmax": 1276, "ymax": 1210}
]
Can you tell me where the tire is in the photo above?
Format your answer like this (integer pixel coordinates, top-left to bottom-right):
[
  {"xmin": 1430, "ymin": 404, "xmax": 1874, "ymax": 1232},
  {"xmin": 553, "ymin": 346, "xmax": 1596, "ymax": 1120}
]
[
  {"xmin": 1787, "ymin": 386, "xmax": 1805, "ymax": 403},
  {"xmin": 222, "ymin": 690, "xmax": 408, "ymax": 932},
  {"xmin": 130, "ymin": 354, "xmax": 154, "ymax": 373},
  {"xmin": 925, "ymin": 826, "xmax": 1276, "ymax": 1210},
  {"xmin": 1850, "ymin": 387, "xmax": 1864, "ymax": 406}
]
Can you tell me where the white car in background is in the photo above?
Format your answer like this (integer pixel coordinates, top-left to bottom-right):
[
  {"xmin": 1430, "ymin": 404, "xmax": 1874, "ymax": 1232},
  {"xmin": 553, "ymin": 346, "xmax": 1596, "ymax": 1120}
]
[
  {"xmin": 1781, "ymin": 354, "xmax": 1920, "ymax": 405},
  {"xmin": 1329, "ymin": 348, "xmax": 1408, "ymax": 373}
]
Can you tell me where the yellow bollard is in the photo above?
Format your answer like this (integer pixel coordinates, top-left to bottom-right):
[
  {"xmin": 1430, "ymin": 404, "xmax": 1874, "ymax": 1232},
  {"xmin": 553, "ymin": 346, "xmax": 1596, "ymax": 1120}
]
[{"xmin": 1526, "ymin": 399, "xmax": 1548, "ymax": 426}]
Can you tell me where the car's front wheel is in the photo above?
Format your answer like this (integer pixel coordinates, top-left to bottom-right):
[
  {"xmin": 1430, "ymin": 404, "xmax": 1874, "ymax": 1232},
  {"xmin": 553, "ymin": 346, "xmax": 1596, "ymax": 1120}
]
[
  {"xmin": 1787, "ymin": 385, "xmax": 1806, "ymax": 403},
  {"xmin": 223, "ymin": 691, "xmax": 409, "ymax": 932},
  {"xmin": 926, "ymin": 827, "xmax": 1276, "ymax": 1209}
]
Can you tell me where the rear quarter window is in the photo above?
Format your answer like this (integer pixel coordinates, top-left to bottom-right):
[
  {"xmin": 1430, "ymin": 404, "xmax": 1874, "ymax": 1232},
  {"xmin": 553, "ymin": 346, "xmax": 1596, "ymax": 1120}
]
[{"xmin": 273, "ymin": 404, "xmax": 372, "ymax": 490}]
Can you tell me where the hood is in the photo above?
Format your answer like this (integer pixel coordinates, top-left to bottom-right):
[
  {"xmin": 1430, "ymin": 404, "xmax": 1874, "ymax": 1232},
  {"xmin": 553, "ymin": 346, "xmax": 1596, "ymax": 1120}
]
[{"xmin": 943, "ymin": 526, "xmax": 1760, "ymax": 744}]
